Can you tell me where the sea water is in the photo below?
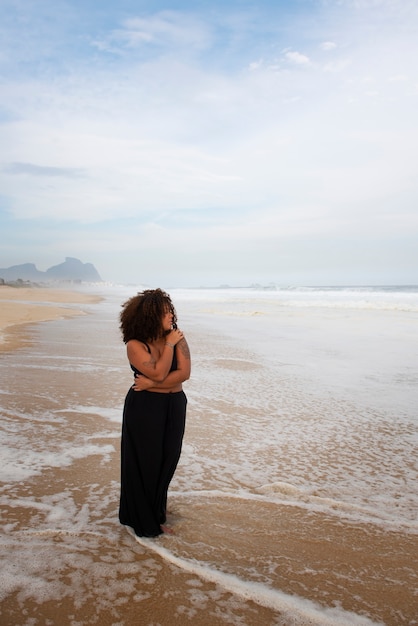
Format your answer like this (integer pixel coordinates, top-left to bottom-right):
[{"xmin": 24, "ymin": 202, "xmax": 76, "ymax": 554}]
[
  {"xmin": 171, "ymin": 286, "xmax": 418, "ymax": 523},
  {"xmin": 0, "ymin": 285, "xmax": 417, "ymax": 625}
]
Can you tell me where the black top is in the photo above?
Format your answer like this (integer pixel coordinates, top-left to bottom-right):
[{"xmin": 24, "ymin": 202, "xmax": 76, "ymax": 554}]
[{"xmin": 130, "ymin": 341, "xmax": 177, "ymax": 377}]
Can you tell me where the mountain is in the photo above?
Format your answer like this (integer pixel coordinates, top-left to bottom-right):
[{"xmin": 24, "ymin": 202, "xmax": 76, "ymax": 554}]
[
  {"xmin": 0, "ymin": 263, "xmax": 45, "ymax": 282},
  {"xmin": 0, "ymin": 257, "xmax": 102, "ymax": 283},
  {"xmin": 45, "ymin": 257, "xmax": 102, "ymax": 282}
]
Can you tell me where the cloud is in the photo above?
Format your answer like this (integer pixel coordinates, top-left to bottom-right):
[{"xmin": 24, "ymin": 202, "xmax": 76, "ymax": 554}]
[
  {"xmin": 0, "ymin": 0, "xmax": 418, "ymax": 285},
  {"xmin": 284, "ymin": 50, "xmax": 311, "ymax": 65},
  {"xmin": 4, "ymin": 162, "xmax": 85, "ymax": 178},
  {"xmin": 320, "ymin": 41, "xmax": 337, "ymax": 51},
  {"xmin": 94, "ymin": 10, "xmax": 213, "ymax": 55}
]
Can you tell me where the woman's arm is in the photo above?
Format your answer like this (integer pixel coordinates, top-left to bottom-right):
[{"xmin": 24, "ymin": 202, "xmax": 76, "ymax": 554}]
[
  {"xmin": 127, "ymin": 329, "xmax": 183, "ymax": 383},
  {"xmin": 133, "ymin": 338, "xmax": 191, "ymax": 391}
]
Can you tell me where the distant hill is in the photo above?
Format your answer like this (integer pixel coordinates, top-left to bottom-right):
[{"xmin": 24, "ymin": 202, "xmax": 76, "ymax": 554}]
[{"xmin": 0, "ymin": 257, "xmax": 102, "ymax": 283}]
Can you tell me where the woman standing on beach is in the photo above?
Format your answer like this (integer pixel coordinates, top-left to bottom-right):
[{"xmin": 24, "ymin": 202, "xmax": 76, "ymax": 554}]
[{"xmin": 119, "ymin": 289, "xmax": 191, "ymax": 537}]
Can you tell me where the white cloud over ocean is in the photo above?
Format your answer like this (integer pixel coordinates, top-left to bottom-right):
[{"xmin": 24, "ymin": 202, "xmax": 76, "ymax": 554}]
[{"xmin": 0, "ymin": 0, "xmax": 417, "ymax": 286}]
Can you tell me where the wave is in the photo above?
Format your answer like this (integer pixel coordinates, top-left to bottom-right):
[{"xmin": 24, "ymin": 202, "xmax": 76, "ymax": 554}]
[
  {"xmin": 133, "ymin": 529, "xmax": 382, "ymax": 626},
  {"xmin": 169, "ymin": 488, "xmax": 418, "ymax": 535},
  {"xmin": 252, "ymin": 483, "xmax": 418, "ymax": 534},
  {"xmin": 170, "ymin": 285, "xmax": 418, "ymax": 313}
]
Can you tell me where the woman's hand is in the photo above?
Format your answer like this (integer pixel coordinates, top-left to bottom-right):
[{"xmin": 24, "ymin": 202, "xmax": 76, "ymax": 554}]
[
  {"xmin": 165, "ymin": 328, "xmax": 184, "ymax": 346},
  {"xmin": 132, "ymin": 374, "xmax": 154, "ymax": 392},
  {"xmin": 127, "ymin": 329, "xmax": 185, "ymax": 385}
]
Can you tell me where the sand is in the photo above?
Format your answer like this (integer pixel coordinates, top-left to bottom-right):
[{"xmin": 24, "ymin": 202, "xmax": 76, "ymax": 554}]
[
  {"xmin": 0, "ymin": 290, "xmax": 417, "ymax": 625},
  {"xmin": 0, "ymin": 286, "xmax": 102, "ymax": 352}
]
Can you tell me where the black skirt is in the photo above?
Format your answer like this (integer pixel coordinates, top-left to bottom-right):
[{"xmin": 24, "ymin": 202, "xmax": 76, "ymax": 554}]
[{"xmin": 119, "ymin": 389, "xmax": 187, "ymax": 537}]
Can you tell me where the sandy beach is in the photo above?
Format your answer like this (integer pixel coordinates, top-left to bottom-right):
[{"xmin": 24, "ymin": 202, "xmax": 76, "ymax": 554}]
[
  {"xmin": 0, "ymin": 286, "xmax": 417, "ymax": 625},
  {"xmin": 0, "ymin": 286, "xmax": 102, "ymax": 352}
]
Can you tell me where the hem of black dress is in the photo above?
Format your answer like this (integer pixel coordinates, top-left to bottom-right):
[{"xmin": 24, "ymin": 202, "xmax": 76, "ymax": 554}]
[{"xmin": 120, "ymin": 520, "xmax": 163, "ymax": 538}]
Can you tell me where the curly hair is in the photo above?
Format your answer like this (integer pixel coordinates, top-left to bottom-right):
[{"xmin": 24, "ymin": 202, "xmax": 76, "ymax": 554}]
[{"xmin": 119, "ymin": 288, "xmax": 177, "ymax": 343}]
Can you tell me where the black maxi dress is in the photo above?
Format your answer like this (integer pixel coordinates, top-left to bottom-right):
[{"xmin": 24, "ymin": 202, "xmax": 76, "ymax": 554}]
[{"xmin": 119, "ymin": 348, "xmax": 187, "ymax": 537}]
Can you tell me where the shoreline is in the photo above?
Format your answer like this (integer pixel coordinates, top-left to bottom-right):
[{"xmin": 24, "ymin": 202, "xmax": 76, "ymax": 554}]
[
  {"xmin": 0, "ymin": 288, "xmax": 416, "ymax": 625},
  {"xmin": 0, "ymin": 286, "xmax": 102, "ymax": 352}
]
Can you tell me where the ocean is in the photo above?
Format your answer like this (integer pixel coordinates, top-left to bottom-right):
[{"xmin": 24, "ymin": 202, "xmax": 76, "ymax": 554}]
[{"xmin": 1, "ymin": 285, "xmax": 417, "ymax": 625}]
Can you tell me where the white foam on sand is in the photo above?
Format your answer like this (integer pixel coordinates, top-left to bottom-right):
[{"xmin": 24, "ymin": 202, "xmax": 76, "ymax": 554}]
[
  {"xmin": 59, "ymin": 404, "xmax": 122, "ymax": 423},
  {"xmin": 0, "ymin": 440, "xmax": 115, "ymax": 482},
  {"xmin": 170, "ymin": 488, "xmax": 418, "ymax": 535},
  {"xmin": 134, "ymin": 533, "xmax": 384, "ymax": 626},
  {"xmin": 173, "ymin": 290, "xmax": 418, "ymax": 529},
  {"xmin": 0, "ymin": 531, "xmax": 156, "ymax": 609},
  {"xmin": 1, "ymin": 285, "xmax": 416, "ymax": 624}
]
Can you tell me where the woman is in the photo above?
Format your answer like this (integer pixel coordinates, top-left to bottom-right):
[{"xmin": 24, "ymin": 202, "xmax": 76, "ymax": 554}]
[{"xmin": 119, "ymin": 288, "xmax": 191, "ymax": 537}]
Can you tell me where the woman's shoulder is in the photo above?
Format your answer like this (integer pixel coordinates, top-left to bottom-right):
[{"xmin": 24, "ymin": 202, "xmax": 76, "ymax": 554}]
[{"xmin": 127, "ymin": 339, "xmax": 151, "ymax": 353}]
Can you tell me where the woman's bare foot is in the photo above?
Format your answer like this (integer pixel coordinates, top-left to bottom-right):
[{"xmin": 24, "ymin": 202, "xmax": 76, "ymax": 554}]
[{"xmin": 160, "ymin": 524, "xmax": 175, "ymax": 535}]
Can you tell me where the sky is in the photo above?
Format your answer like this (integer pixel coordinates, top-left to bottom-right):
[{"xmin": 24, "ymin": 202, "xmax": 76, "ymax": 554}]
[{"xmin": 0, "ymin": 0, "xmax": 417, "ymax": 287}]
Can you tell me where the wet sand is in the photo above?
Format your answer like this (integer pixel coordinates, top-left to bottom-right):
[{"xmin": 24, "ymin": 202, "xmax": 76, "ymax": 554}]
[
  {"xmin": 0, "ymin": 291, "xmax": 417, "ymax": 625},
  {"xmin": 1, "ymin": 417, "xmax": 416, "ymax": 625},
  {"xmin": 0, "ymin": 286, "xmax": 102, "ymax": 352}
]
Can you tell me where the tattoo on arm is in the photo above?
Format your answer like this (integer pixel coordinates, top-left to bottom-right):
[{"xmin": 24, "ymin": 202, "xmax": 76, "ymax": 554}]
[
  {"xmin": 142, "ymin": 357, "xmax": 156, "ymax": 370},
  {"xmin": 178, "ymin": 339, "xmax": 191, "ymax": 359}
]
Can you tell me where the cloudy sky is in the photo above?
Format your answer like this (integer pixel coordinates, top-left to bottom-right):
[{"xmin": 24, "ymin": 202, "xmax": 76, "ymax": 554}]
[{"xmin": 1, "ymin": 0, "xmax": 417, "ymax": 287}]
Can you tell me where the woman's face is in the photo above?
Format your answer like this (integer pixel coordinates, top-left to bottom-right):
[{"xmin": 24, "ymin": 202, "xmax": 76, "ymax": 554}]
[{"xmin": 161, "ymin": 307, "xmax": 174, "ymax": 332}]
